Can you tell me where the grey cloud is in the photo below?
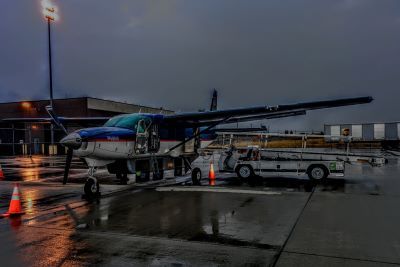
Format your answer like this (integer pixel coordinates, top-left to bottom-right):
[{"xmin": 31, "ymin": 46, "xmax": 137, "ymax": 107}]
[{"xmin": 1, "ymin": 0, "xmax": 399, "ymax": 130}]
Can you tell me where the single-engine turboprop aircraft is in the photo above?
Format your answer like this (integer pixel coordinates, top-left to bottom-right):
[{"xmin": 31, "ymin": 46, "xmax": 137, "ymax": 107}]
[{"xmin": 4, "ymin": 94, "xmax": 373, "ymax": 197}]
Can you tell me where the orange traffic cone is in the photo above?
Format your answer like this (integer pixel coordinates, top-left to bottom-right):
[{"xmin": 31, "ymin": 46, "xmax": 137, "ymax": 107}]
[
  {"xmin": 2, "ymin": 184, "xmax": 24, "ymax": 217},
  {"xmin": 208, "ymin": 162, "xmax": 216, "ymax": 181},
  {"xmin": 0, "ymin": 164, "xmax": 4, "ymax": 180}
]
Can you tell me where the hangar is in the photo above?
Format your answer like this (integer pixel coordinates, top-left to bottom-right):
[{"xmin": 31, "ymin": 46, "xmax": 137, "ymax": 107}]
[
  {"xmin": 324, "ymin": 122, "xmax": 400, "ymax": 141},
  {"xmin": 0, "ymin": 97, "xmax": 172, "ymax": 156}
]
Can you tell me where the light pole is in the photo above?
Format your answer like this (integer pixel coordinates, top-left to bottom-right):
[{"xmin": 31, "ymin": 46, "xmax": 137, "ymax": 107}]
[
  {"xmin": 41, "ymin": 0, "xmax": 59, "ymax": 153},
  {"xmin": 41, "ymin": 0, "xmax": 58, "ymax": 108}
]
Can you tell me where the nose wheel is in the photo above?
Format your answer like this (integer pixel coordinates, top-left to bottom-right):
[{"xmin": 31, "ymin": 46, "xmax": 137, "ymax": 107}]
[
  {"xmin": 84, "ymin": 177, "xmax": 100, "ymax": 199},
  {"xmin": 84, "ymin": 167, "xmax": 100, "ymax": 199}
]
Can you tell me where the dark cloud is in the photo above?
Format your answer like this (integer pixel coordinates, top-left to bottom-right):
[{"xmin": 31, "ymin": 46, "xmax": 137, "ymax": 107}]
[{"xmin": 1, "ymin": 0, "xmax": 399, "ymax": 130}]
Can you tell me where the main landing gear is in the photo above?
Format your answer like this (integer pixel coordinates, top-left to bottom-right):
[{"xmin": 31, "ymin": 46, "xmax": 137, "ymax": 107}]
[{"xmin": 116, "ymin": 172, "xmax": 128, "ymax": 185}]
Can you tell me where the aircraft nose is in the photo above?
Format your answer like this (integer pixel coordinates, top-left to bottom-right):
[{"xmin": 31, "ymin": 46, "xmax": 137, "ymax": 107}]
[{"xmin": 60, "ymin": 132, "xmax": 82, "ymax": 149}]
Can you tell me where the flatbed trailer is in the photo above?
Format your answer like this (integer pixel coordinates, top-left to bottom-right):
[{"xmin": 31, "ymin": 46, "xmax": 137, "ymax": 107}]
[
  {"xmin": 251, "ymin": 148, "xmax": 386, "ymax": 167},
  {"xmin": 219, "ymin": 146, "xmax": 345, "ymax": 181}
]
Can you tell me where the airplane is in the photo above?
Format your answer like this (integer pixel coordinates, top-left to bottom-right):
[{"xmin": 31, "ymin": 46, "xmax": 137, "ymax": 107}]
[{"xmin": 3, "ymin": 93, "xmax": 373, "ymax": 198}]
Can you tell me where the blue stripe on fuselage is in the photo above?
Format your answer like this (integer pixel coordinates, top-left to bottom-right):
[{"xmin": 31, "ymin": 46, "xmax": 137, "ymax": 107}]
[
  {"xmin": 77, "ymin": 127, "xmax": 135, "ymax": 141},
  {"xmin": 76, "ymin": 125, "xmax": 217, "ymax": 143}
]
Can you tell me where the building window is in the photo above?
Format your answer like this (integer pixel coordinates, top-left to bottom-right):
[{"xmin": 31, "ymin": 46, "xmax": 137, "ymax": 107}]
[
  {"xmin": 374, "ymin": 124, "xmax": 385, "ymax": 140},
  {"xmin": 351, "ymin": 125, "xmax": 362, "ymax": 140},
  {"xmin": 330, "ymin": 125, "xmax": 340, "ymax": 136},
  {"xmin": 398, "ymin": 123, "xmax": 400, "ymax": 139}
]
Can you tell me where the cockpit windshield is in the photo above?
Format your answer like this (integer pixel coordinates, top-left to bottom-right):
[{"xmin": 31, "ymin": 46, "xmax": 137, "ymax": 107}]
[{"xmin": 103, "ymin": 114, "xmax": 151, "ymax": 131}]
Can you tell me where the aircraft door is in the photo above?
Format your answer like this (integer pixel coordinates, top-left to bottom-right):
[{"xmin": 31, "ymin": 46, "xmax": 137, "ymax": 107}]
[
  {"xmin": 135, "ymin": 119, "xmax": 150, "ymax": 154},
  {"xmin": 148, "ymin": 123, "xmax": 160, "ymax": 153}
]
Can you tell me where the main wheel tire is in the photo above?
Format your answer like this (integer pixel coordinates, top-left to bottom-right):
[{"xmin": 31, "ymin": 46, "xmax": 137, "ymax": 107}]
[
  {"xmin": 236, "ymin": 165, "xmax": 254, "ymax": 179},
  {"xmin": 191, "ymin": 168, "xmax": 202, "ymax": 185},
  {"xmin": 307, "ymin": 165, "xmax": 328, "ymax": 181},
  {"xmin": 84, "ymin": 178, "xmax": 100, "ymax": 199},
  {"xmin": 116, "ymin": 173, "xmax": 128, "ymax": 185}
]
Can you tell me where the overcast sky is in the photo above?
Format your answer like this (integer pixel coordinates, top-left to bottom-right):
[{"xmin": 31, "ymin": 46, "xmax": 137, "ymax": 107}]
[{"xmin": 1, "ymin": 0, "xmax": 399, "ymax": 130}]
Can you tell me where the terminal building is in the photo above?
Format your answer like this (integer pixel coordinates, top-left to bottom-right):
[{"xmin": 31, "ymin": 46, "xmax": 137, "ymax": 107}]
[{"xmin": 0, "ymin": 97, "xmax": 172, "ymax": 156}]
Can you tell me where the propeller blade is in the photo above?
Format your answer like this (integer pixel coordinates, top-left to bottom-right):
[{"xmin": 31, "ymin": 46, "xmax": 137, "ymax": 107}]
[
  {"xmin": 63, "ymin": 148, "xmax": 73, "ymax": 184},
  {"xmin": 45, "ymin": 105, "xmax": 68, "ymax": 135}
]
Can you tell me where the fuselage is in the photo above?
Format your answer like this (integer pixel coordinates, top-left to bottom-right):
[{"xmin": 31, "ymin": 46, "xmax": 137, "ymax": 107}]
[{"xmin": 60, "ymin": 113, "xmax": 216, "ymax": 161}]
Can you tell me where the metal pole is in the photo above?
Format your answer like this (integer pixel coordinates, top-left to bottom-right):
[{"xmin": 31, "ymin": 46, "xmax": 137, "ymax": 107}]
[
  {"xmin": 12, "ymin": 123, "xmax": 15, "ymax": 156},
  {"xmin": 47, "ymin": 18, "xmax": 54, "ymax": 108},
  {"xmin": 28, "ymin": 126, "xmax": 32, "ymax": 157},
  {"xmin": 50, "ymin": 123, "xmax": 54, "ymax": 144}
]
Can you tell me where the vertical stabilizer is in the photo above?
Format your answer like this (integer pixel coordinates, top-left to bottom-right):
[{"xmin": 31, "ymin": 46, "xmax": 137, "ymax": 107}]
[{"xmin": 210, "ymin": 89, "xmax": 218, "ymax": 111}]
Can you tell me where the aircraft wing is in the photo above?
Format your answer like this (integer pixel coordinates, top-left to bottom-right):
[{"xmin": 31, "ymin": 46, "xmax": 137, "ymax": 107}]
[{"xmin": 164, "ymin": 96, "xmax": 373, "ymax": 127}]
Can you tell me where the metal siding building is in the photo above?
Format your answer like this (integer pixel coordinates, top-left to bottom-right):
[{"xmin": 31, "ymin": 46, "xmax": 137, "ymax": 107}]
[
  {"xmin": 385, "ymin": 123, "xmax": 398, "ymax": 140},
  {"xmin": 324, "ymin": 122, "xmax": 400, "ymax": 141},
  {"xmin": 363, "ymin": 124, "xmax": 374, "ymax": 141}
]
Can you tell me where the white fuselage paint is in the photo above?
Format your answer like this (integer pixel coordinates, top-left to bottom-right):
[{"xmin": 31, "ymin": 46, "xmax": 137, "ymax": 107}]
[{"xmin": 74, "ymin": 140, "xmax": 208, "ymax": 166}]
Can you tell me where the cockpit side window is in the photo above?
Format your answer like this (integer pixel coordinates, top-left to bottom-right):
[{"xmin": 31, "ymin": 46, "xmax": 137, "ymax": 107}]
[
  {"xmin": 137, "ymin": 120, "xmax": 147, "ymax": 134},
  {"xmin": 104, "ymin": 116, "xmax": 124, "ymax": 127}
]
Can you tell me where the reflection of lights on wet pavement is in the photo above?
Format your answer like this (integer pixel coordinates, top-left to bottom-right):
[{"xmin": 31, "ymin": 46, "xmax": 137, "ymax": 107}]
[
  {"xmin": 27, "ymin": 199, "xmax": 33, "ymax": 212},
  {"xmin": 23, "ymin": 190, "xmax": 39, "ymax": 215},
  {"xmin": 21, "ymin": 169, "xmax": 40, "ymax": 181}
]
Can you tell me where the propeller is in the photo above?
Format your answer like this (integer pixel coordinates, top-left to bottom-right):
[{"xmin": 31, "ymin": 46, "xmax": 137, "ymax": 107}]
[
  {"xmin": 45, "ymin": 105, "xmax": 73, "ymax": 184},
  {"xmin": 63, "ymin": 148, "xmax": 73, "ymax": 184}
]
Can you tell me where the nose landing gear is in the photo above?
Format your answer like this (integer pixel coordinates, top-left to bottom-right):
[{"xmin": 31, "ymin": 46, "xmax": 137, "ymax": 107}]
[{"xmin": 84, "ymin": 167, "xmax": 100, "ymax": 199}]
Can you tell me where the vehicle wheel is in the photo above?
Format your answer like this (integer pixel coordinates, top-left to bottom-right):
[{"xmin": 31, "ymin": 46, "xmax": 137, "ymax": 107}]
[
  {"xmin": 191, "ymin": 168, "xmax": 202, "ymax": 185},
  {"xmin": 236, "ymin": 165, "xmax": 254, "ymax": 179},
  {"xmin": 84, "ymin": 178, "xmax": 100, "ymax": 199},
  {"xmin": 307, "ymin": 165, "xmax": 328, "ymax": 181},
  {"xmin": 121, "ymin": 173, "xmax": 128, "ymax": 185}
]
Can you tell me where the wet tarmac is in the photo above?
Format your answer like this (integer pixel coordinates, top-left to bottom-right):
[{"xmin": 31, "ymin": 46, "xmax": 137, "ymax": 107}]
[
  {"xmin": 0, "ymin": 156, "xmax": 400, "ymax": 266},
  {"xmin": 0, "ymin": 156, "xmax": 124, "ymax": 184}
]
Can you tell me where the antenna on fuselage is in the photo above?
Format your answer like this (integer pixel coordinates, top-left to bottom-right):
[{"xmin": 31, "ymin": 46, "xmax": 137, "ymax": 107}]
[{"xmin": 210, "ymin": 89, "xmax": 218, "ymax": 111}]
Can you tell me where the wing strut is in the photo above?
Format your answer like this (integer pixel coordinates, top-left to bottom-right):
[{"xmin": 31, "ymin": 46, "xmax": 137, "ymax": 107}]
[{"xmin": 166, "ymin": 116, "xmax": 231, "ymax": 154}]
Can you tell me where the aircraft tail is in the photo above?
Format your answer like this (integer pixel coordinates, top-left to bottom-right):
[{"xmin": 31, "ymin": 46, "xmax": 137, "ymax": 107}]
[{"xmin": 210, "ymin": 89, "xmax": 218, "ymax": 111}]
